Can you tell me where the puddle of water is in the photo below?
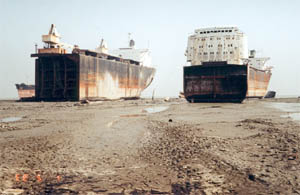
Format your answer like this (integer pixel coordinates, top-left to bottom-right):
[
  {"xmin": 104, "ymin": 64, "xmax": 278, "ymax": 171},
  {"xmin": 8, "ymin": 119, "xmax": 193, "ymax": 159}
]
[
  {"xmin": 120, "ymin": 114, "xmax": 146, "ymax": 118},
  {"xmin": 267, "ymin": 102, "xmax": 300, "ymax": 122},
  {"xmin": 0, "ymin": 117, "xmax": 22, "ymax": 123},
  {"xmin": 143, "ymin": 106, "xmax": 169, "ymax": 114},
  {"xmin": 282, "ymin": 113, "xmax": 300, "ymax": 121},
  {"xmin": 268, "ymin": 102, "xmax": 300, "ymax": 112}
]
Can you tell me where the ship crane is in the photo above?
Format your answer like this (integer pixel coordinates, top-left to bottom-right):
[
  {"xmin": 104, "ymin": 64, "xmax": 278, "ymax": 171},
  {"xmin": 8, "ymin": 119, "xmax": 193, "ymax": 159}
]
[{"xmin": 42, "ymin": 24, "xmax": 74, "ymax": 50}]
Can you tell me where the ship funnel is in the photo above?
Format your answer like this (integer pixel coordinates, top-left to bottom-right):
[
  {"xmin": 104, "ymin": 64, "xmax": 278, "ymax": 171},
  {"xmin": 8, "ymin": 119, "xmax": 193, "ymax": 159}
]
[
  {"xmin": 129, "ymin": 39, "xmax": 135, "ymax": 48},
  {"xmin": 249, "ymin": 50, "xmax": 256, "ymax": 58}
]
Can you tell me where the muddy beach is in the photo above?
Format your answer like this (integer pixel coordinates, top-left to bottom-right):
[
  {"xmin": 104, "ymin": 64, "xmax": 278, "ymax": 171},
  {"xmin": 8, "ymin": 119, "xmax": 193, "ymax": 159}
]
[{"xmin": 0, "ymin": 98, "xmax": 300, "ymax": 194}]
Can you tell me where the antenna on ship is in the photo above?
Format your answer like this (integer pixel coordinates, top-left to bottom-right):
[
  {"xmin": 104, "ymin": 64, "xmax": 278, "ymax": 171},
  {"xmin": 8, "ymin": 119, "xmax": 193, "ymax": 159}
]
[
  {"xmin": 128, "ymin": 33, "xmax": 131, "ymax": 47},
  {"xmin": 35, "ymin": 43, "xmax": 38, "ymax": 53},
  {"xmin": 128, "ymin": 33, "xmax": 131, "ymax": 41}
]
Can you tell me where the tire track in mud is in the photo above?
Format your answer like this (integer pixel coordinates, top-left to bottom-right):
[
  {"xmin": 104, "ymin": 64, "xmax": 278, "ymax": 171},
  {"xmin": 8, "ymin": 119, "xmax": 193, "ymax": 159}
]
[{"xmin": 139, "ymin": 120, "xmax": 288, "ymax": 194}]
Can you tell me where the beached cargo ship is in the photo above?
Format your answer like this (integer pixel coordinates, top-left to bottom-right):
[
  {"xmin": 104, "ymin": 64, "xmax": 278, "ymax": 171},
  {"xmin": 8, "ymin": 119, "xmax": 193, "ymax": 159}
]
[
  {"xmin": 15, "ymin": 83, "xmax": 35, "ymax": 99},
  {"xmin": 184, "ymin": 26, "xmax": 272, "ymax": 103},
  {"xmin": 31, "ymin": 25, "xmax": 155, "ymax": 101}
]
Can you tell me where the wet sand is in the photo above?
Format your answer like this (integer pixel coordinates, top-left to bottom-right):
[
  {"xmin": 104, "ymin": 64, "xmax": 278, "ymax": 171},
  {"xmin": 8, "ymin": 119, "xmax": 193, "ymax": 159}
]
[{"xmin": 0, "ymin": 98, "xmax": 300, "ymax": 194}]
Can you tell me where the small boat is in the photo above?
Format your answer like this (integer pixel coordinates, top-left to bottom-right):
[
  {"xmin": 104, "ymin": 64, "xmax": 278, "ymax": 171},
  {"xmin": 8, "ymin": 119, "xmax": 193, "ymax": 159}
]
[{"xmin": 15, "ymin": 83, "xmax": 35, "ymax": 100}]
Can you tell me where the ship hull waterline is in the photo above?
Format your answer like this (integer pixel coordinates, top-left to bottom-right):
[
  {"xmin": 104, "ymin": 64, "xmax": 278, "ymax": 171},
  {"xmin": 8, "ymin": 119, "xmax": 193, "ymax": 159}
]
[{"xmin": 31, "ymin": 53, "xmax": 155, "ymax": 101}]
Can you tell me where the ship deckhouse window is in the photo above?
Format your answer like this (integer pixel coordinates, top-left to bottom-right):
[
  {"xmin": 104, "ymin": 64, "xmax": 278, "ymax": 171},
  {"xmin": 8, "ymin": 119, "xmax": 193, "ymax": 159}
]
[
  {"xmin": 214, "ymin": 31, "xmax": 217, "ymax": 33},
  {"xmin": 210, "ymin": 52, "xmax": 214, "ymax": 54},
  {"xmin": 204, "ymin": 52, "xmax": 207, "ymax": 55},
  {"xmin": 210, "ymin": 38, "xmax": 213, "ymax": 40},
  {"xmin": 225, "ymin": 30, "xmax": 228, "ymax": 32},
  {"xmin": 229, "ymin": 30, "xmax": 232, "ymax": 32},
  {"xmin": 222, "ymin": 30, "xmax": 224, "ymax": 32},
  {"xmin": 201, "ymin": 38, "xmax": 206, "ymax": 41},
  {"xmin": 230, "ymin": 51, "xmax": 233, "ymax": 54}
]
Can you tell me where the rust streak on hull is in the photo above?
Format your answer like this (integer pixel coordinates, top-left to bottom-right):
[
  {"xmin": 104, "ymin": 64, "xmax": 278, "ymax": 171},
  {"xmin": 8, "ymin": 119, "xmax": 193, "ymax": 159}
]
[{"xmin": 246, "ymin": 66, "xmax": 272, "ymax": 98}]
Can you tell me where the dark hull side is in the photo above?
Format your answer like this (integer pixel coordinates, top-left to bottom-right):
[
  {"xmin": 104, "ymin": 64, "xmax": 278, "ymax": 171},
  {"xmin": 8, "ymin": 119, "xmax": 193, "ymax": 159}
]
[
  {"xmin": 31, "ymin": 53, "xmax": 155, "ymax": 101},
  {"xmin": 184, "ymin": 63, "xmax": 248, "ymax": 103}
]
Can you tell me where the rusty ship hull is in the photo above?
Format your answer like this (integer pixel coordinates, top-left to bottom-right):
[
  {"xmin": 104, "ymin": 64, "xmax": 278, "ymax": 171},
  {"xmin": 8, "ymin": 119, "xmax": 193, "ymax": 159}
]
[
  {"xmin": 183, "ymin": 62, "xmax": 271, "ymax": 103},
  {"xmin": 15, "ymin": 83, "xmax": 35, "ymax": 100},
  {"xmin": 247, "ymin": 66, "xmax": 272, "ymax": 98},
  {"xmin": 184, "ymin": 62, "xmax": 248, "ymax": 103},
  {"xmin": 31, "ymin": 50, "xmax": 155, "ymax": 101}
]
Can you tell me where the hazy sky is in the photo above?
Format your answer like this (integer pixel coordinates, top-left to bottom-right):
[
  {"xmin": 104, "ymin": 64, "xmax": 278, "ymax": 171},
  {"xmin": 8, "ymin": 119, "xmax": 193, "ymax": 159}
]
[{"xmin": 1, "ymin": 0, "xmax": 299, "ymax": 99}]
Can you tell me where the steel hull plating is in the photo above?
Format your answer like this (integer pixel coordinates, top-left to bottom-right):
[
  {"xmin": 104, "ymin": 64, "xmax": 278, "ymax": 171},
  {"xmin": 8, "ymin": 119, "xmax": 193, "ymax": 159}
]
[
  {"xmin": 247, "ymin": 67, "xmax": 272, "ymax": 98},
  {"xmin": 184, "ymin": 63, "xmax": 248, "ymax": 103},
  {"xmin": 184, "ymin": 63, "xmax": 271, "ymax": 103},
  {"xmin": 32, "ymin": 53, "xmax": 155, "ymax": 101}
]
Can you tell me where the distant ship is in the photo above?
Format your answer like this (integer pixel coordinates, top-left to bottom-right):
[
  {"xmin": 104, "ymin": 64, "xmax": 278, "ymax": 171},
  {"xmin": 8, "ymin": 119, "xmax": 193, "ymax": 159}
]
[
  {"xmin": 31, "ymin": 24, "xmax": 155, "ymax": 101},
  {"xmin": 184, "ymin": 26, "xmax": 272, "ymax": 103},
  {"xmin": 15, "ymin": 83, "xmax": 35, "ymax": 99}
]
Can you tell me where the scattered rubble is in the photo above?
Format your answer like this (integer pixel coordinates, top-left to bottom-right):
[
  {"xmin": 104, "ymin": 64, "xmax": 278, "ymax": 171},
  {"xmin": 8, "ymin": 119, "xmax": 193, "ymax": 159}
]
[{"xmin": 0, "ymin": 99, "xmax": 299, "ymax": 194}]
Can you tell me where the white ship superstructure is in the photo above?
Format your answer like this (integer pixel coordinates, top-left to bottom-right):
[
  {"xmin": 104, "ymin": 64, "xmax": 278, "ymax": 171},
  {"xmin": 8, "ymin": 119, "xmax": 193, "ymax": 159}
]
[
  {"xmin": 242, "ymin": 50, "xmax": 271, "ymax": 71},
  {"xmin": 186, "ymin": 26, "xmax": 249, "ymax": 65},
  {"xmin": 109, "ymin": 40, "xmax": 152, "ymax": 67},
  {"xmin": 95, "ymin": 38, "xmax": 152, "ymax": 67}
]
